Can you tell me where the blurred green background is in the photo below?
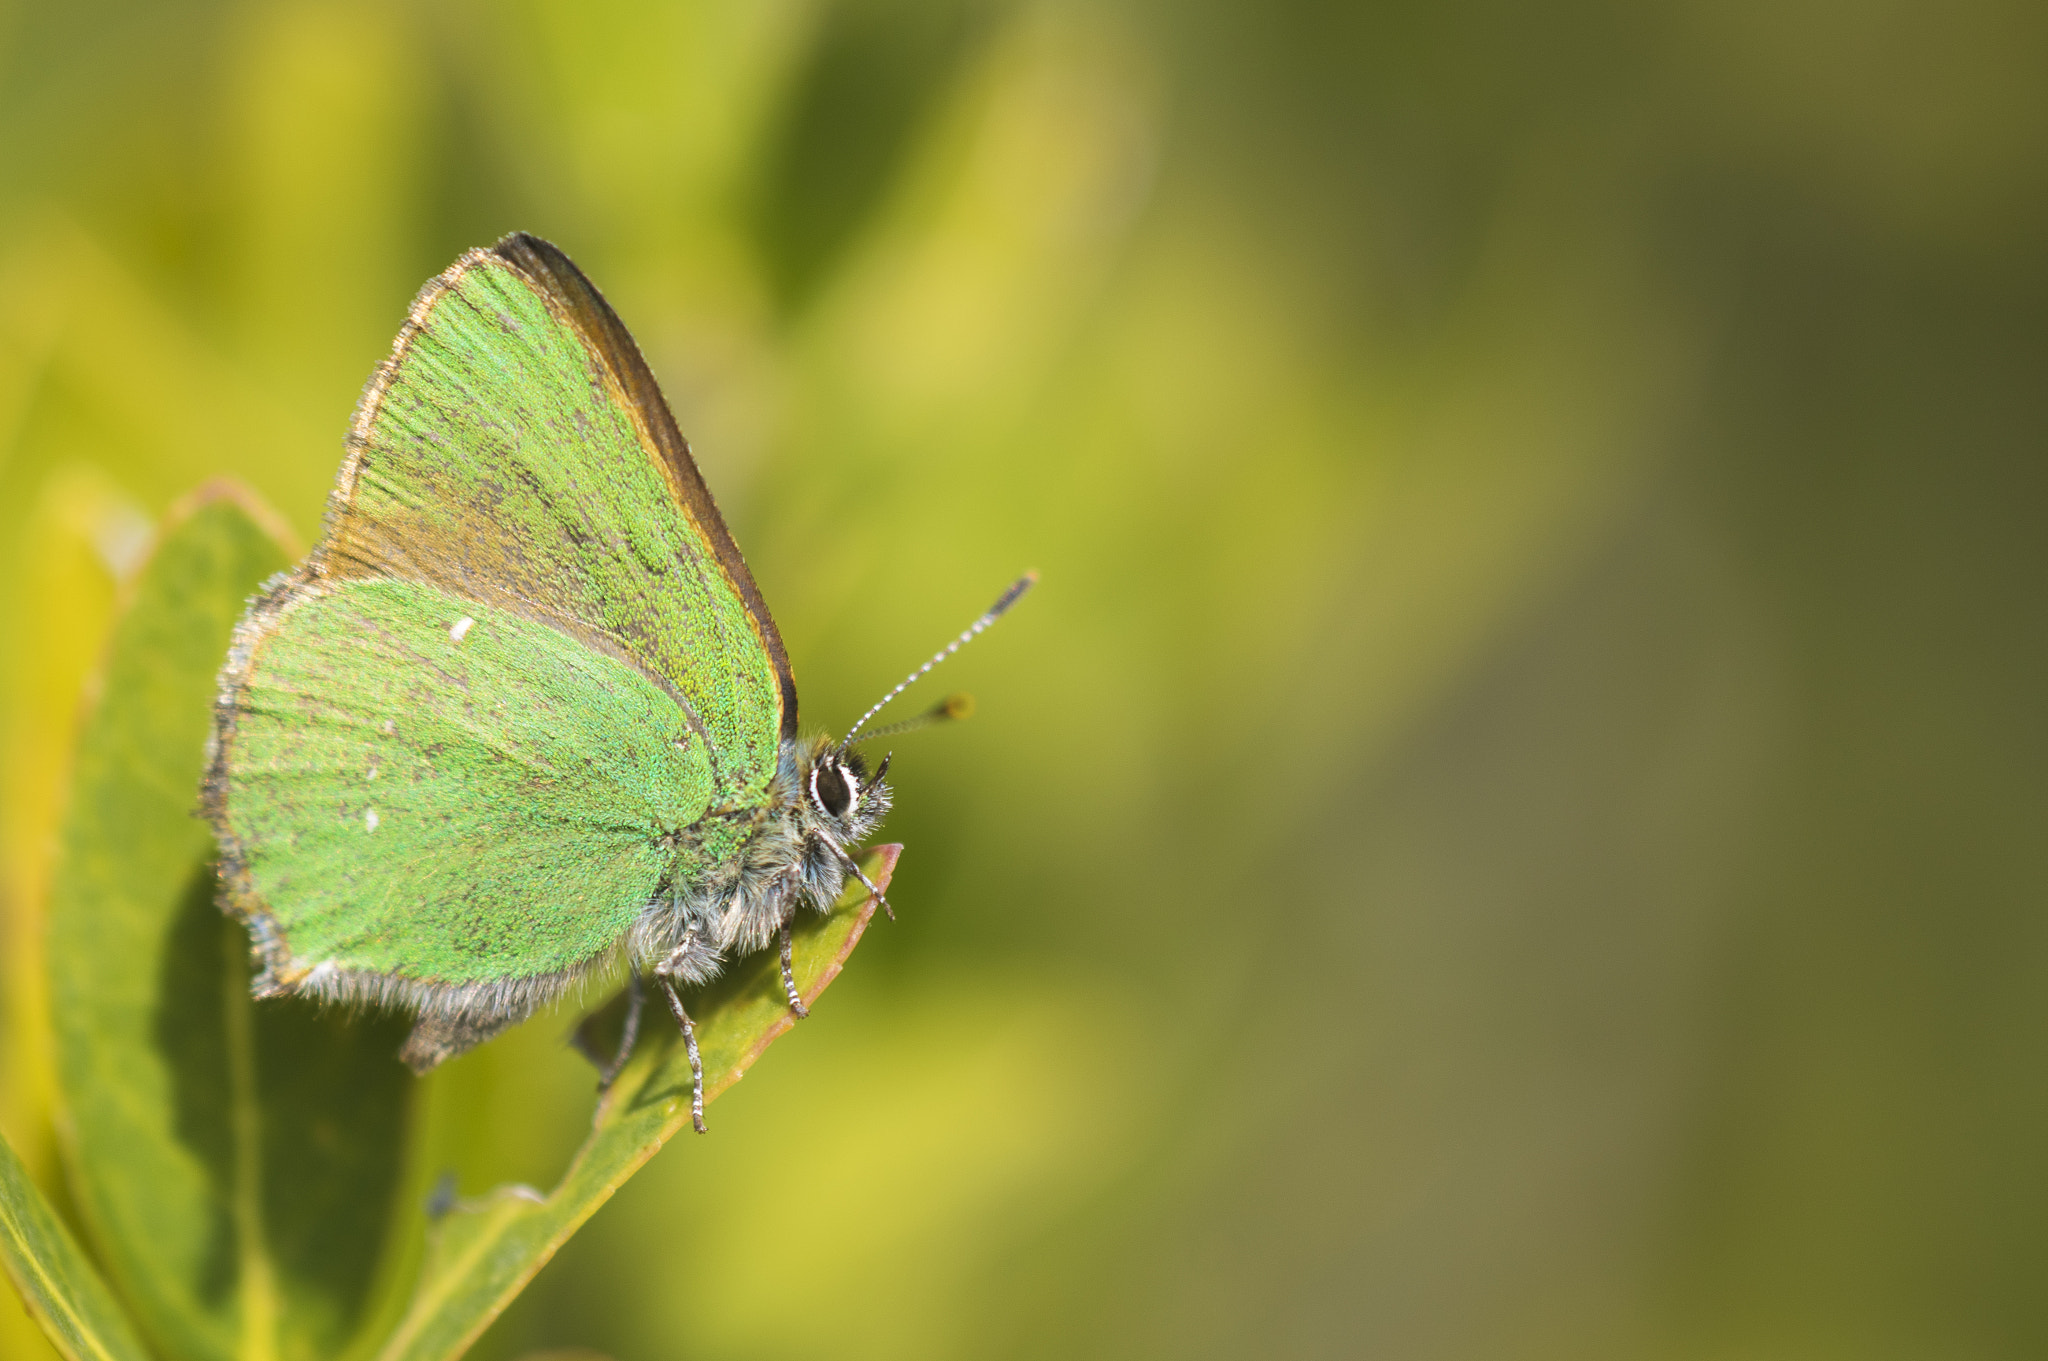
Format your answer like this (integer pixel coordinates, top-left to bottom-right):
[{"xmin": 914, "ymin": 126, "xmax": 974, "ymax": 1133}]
[{"xmin": 3, "ymin": 0, "xmax": 2046, "ymax": 1357}]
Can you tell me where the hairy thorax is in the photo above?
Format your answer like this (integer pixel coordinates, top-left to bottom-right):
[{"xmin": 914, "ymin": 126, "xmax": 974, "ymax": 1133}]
[{"xmin": 629, "ymin": 734, "xmax": 891, "ymax": 984}]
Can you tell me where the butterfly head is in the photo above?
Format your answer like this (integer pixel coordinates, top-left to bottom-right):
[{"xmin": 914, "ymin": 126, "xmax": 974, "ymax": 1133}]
[{"xmin": 800, "ymin": 740, "xmax": 892, "ymax": 843}]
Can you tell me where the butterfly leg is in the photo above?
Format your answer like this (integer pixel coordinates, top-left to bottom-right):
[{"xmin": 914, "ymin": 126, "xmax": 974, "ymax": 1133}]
[
  {"xmin": 778, "ymin": 924, "xmax": 809, "ymax": 1019},
  {"xmin": 594, "ymin": 971, "xmax": 644, "ymax": 1093},
  {"xmin": 653, "ymin": 958, "xmax": 707, "ymax": 1134}
]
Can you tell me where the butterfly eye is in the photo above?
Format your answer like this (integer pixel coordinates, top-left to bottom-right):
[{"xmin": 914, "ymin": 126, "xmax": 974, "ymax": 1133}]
[{"xmin": 810, "ymin": 761, "xmax": 853, "ymax": 818}]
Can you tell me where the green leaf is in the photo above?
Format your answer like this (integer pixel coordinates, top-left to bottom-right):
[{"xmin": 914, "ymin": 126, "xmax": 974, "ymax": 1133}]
[
  {"xmin": 0, "ymin": 1129, "xmax": 154, "ymax": 1361},
  {"xmin": 373, "ymin": 845, "xmax": 899, "ymax": 1361},
  {"xmin": 45, "ymin": 484, "xmax": 416, "ymax": 1361}
]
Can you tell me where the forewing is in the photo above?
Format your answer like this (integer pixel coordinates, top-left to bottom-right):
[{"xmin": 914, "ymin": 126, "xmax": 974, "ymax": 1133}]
[
  {"xmin": 210, "ymin": 578, "xmax": 714, "ymax": 988},
  {"xmin": 317, "ymin": 234, "xmax": 791, "ymax": 801}
]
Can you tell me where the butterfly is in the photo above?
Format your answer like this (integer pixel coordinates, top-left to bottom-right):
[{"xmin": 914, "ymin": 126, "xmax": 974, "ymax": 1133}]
[{"xmin": 201, "ymin": 233, "xmax": 1029, "ymax": 1129}]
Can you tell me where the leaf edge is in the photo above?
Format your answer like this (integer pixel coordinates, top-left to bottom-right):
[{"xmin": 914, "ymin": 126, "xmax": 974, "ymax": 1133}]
[{"xmin": 0, "ymin": 1129, "xmax": 156, "ymax": 1361}]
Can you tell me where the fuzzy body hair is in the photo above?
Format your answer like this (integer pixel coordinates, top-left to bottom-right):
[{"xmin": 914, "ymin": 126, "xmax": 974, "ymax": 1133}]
[{"xmin": 629, "ymin": 736, "xmax": 889, "ymax": 984}]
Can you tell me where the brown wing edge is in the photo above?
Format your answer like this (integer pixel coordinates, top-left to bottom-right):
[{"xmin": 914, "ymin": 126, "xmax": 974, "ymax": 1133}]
[
  {"xmin": 320, "ymin": 247, "xmax": 496, "ymax": 585},
  {"xmin": 489, "ymin": 232, "xmax": 800, "ymax": 742},
  {"xmin": 200, "ymin": 566, "xmax": 329, "ymax": 996}
]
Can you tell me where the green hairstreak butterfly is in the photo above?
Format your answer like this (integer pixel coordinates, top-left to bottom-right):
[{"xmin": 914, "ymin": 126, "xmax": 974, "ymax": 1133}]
[{"xmin": 202, "ymin": 233, "xmax": 1030, "ymax": 1129}]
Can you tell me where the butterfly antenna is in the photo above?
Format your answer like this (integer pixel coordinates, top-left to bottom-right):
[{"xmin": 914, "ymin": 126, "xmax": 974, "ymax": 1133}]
[
  {"xmin": 855, "ymin": 693, "xmax": 974, "ymax": 745},
  {"xmin": 841, "ymin": 572, "xmax": 1036, "ymax": 748}
]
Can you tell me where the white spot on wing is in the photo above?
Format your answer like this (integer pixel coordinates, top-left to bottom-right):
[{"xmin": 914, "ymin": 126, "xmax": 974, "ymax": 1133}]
[
  {"xmin": 365, "ymin": 807, "xmax": 380, "ymax": 833},
  {"xmin": 450, "ymin": 616, "xmax": 475, "ymax": 643}
]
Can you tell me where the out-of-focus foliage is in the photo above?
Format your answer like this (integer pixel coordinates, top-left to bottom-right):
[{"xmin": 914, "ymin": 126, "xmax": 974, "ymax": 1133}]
[
  {"xmin": 1, "ymin": 1133, "xmax": 154, "ymax": 1361},
  {"xmin": 1, "ymin": 0, "xmax": 2044, "ymax": 1357}
]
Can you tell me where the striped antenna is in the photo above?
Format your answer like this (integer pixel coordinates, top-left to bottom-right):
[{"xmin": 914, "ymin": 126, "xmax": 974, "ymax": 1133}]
[
  {"xmin": 842, "ymin": 572, "xmax": 1036, "ymax": 747},
  {"xmin": 854, "ymin": 693, "xmax": 974, "ymax": 746}
]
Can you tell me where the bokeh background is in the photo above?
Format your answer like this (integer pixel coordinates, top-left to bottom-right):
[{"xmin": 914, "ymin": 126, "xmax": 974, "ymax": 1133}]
[{"xmin": 3, "ymin": 0, "xmax": 2046, "ymax": 1357}]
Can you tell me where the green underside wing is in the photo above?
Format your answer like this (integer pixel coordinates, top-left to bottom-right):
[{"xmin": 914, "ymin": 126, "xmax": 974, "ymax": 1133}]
[
  {"xmin": 227, "ymin": 577, "xmax": 712, "ymax": 982},
  {"xmin": 208, "ymin": 234, "xmax": 798, "ymax": 1004}
]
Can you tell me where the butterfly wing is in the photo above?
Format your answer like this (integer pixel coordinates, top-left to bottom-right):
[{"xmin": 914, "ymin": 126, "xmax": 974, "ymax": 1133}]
[
  {"xmin": 320, "ymin": 233, "xmax": 793, "ymax": 790},
  {"xmin": 214, "ymin": 578, "xmax": 711, "ymax": 994},
  {"xmin": 206, "ymin": 235, "xmax": 790, "ymax": 1009}
]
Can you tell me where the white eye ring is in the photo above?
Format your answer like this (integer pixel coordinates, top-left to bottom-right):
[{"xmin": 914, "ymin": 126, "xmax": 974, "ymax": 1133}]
[{"xmin": 809, "ymin": 760, "xmax": 856, "ymax": 817}]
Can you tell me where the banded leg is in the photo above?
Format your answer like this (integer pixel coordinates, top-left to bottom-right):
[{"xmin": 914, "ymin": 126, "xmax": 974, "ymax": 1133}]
[
  {"xmin": 655, "ymin": 974, "xmax": 706, "ymax": 1133},
  {"xmin": 779, "ymin": 924, "xmax": 809, "ymax": 1019}
]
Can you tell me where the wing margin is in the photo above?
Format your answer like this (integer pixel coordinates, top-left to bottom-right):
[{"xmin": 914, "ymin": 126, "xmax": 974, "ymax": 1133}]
[{"xmin": 488, "ymin": 232, "xmax": 798, "ymax": 741}]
